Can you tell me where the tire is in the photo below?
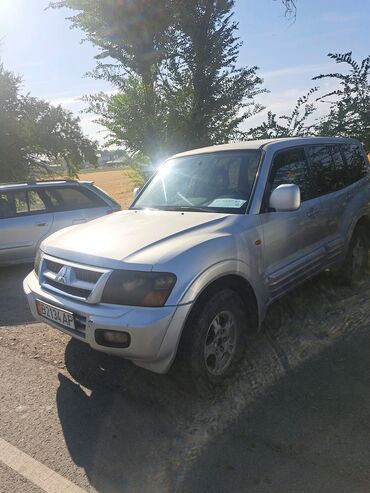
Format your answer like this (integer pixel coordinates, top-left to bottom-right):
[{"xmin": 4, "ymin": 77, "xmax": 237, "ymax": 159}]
[
  {"xmin": 336, "ymin": 226, "xmax": 369, "ymax": 284},
  {"xmin": 177, "ymin": 289, "xmax": 248, "ymax": 395}
]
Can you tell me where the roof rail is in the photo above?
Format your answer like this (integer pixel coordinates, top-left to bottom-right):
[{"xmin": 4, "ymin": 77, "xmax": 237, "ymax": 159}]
[{"xmin": 0, "ymin": 179, "xmax": 80, "ymax": 187}]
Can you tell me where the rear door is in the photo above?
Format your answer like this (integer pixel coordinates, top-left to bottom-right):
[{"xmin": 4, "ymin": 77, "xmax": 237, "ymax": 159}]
[
  {"xmin": 0, "ymin": 189, "xmax": 54, "ymax": 263},
  {"xmin": 45, "ymin": 185, "xmax": 110, "ymax": 235},
  {"xmin": 306, "ymin": 144, "xmax": 350, "ymax": 263},
  {"xmin": 260, "ymin": 147, "xmax": 326, "ymax": 300}
]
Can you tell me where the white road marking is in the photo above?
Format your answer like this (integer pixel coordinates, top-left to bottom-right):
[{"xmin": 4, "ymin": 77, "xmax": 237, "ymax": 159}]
[{"xmin": 0, "ymin": 438, "xmax": 87, "ymax": 493}]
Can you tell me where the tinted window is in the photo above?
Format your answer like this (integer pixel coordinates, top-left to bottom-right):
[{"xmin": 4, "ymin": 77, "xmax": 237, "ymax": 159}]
[
  {"xmin": 14, "ymin": 191, "xmax": 29, "ymax": 214},
  {"xmin": 48, "ymin": 187, "xmax": 104, "ymax": 211},
  {"xmin": 270, "ymin": 148, "xmax": 312, "ymax": 202},
  {"xmin": 0, "ymin": 192, "xmax": 15, "ymax": 219},
  {"xmin": 0, "ymin": 190, "xmax": 51, "ymax": 218},
  {"xmin": 330, "ymin": 145, "xmax": 348, "ymax": 189},
  {"xmin": 342, "ymin": 144, "xmax": 368, "ymax": 183},
  {"xmin": 306, "ymin": 145, "xmax": 336, "ymax": 196},
  {"xmin": 28, "ymin": 190, "xmax": 47, "ymax": 213}
]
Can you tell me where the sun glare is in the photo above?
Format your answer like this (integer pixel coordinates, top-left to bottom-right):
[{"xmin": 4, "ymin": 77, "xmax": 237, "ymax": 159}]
[{"xmin": 0, "ymin": 0, "xmax": 17, "ymax": 22}]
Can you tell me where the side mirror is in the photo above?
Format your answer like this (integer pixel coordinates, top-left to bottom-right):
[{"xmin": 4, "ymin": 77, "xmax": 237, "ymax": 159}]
[
  {"xmin": 133, "ymin": 187, "xmax": 141, "ymax": 200},
  {"xmin": 269, "ymin": 184, "xmax": 301, "ymax": 212}
]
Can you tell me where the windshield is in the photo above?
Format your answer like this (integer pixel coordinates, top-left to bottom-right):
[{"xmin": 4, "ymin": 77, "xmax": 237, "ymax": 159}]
[{"xmin": 132, "ymin": 150, "xmax": 262, "ymax": 214}]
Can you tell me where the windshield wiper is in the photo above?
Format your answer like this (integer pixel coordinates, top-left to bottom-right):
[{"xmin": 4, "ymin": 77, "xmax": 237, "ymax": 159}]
[
  {"xmin": 131, "ymin": 205, "xmax": 214, "ymax": 213},
  {"xmin": 167, "ymin": 206, "xmax": 213, "ymax": 213}
]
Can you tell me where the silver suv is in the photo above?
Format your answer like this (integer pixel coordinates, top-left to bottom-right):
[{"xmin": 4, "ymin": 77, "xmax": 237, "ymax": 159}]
[
  {"xmin": 0, "ymin": 179, "xmax": 120, "ymax": 265},
  {"xmin": 24, "ymin": 138, "xmax": 370, "ymax": 391}
]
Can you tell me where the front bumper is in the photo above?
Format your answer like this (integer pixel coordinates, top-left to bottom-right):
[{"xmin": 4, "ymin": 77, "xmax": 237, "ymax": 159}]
[{"xmin": 23, "ymin": 271, "xmax": 192, "ymax": 374}]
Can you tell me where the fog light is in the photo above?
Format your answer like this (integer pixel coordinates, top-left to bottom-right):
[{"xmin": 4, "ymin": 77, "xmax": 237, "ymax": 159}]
[{"xmin": 95, "ymin": 329, "xmax": 131, "ymax": 348}]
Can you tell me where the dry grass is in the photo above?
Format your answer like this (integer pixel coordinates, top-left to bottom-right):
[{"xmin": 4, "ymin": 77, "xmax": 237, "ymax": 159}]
[{"xmin": 79, "ymin": 168, "xmax": 134, "ymax": 209}]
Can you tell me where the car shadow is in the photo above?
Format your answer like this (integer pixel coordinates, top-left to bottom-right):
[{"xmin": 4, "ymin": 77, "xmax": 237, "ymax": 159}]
[
  {"xmin": 57, "ymin": 338, "xmax": 200, "ymax": 493},
  {"xmin": 0, "ymin": 264, "xmax": 34, "ymax": 326}
]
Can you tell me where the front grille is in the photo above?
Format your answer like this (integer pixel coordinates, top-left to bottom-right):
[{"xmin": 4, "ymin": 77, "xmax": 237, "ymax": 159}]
[
  {"xmin": 41, "ymin": 256, "xmax": 109, "ymax": 302},
  {"xmin": 45, "ymin": 259, "xmax": 63, "ymax": 273},
  {"xmin": 46, "ymin": 279, "xmax": 92, "ymax": 299},
  {"xmin": 74, "ymin": 267, "xmax": 101, "ymax": 284}
]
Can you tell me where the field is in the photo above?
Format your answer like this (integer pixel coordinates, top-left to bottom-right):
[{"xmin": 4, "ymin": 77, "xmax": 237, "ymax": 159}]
[{"xmin": 80, "ymin": 168, "xmax": 135, "ymax": 209}]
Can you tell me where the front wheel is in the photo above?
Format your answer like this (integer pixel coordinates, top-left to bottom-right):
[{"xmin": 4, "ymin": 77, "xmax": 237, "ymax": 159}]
[
  {"xmin": 336, "ymin": 227, "xmax": 369, "ymax": 284},
  {"xmin": 178, "ymin": 289, "xmax": 247, "ymax": 395}
]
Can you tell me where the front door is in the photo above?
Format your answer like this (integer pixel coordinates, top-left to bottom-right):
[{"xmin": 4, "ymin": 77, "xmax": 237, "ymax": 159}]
[{"xmin": 260, "ymin": 147, "xmax": 326, "ymax": 301}]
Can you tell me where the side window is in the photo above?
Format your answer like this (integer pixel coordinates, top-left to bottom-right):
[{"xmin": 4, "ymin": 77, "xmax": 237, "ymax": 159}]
[
  {"xmin": 28, "ymin": 190, "xmax": 47, "ymax": 213},
  {"xmin": 13, "ymin": 191, "xmax": 29, "ymax": 214},
  {"xmin": 330, "ymin": 145, "xmax": 348, "ymax": 190},
  {"xmin": 306, "ymin": 145, "xmax": 336, "ymax": 196},
  {"xmin": 342, "ymin": 144, "xmax": 368, "ymax": 184},
  {"xmin": 48, "ymin": 187, "xmax": 104, "ymax": 212},
  {"xmin": 0, "ymin": 192, "xmax": 15, "ymax": 219},
  {"xmin": 269, "ymin": 148, "xmax": 312, "ymax": 202}
]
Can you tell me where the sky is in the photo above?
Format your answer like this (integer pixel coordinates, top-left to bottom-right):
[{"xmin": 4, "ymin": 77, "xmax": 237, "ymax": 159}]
[{"xmin": 0, "ymin": 0, "xmax": 369, "ymax": 145}]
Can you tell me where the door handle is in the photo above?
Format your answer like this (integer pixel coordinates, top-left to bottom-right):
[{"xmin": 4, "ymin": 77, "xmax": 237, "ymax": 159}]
[
  {"xmin": 35, "ymin": 222, "xmax": 47, "ymax": 227},
  {"xmin": 306, "ymin": 207, "xmax": 320, "ymax": 218}
]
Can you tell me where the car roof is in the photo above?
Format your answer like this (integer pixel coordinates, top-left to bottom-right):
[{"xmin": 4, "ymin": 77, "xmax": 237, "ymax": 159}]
[
  {"xmin": 0, "ymin": 179, "xmax": 93, "ymax": 191},
  {"xmin": 171, "ymin": 136, "xmax": 359, "ymax": 159}
]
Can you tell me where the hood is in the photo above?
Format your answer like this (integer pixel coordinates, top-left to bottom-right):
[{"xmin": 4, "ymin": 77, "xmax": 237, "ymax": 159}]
[{"xmin": 42, "ymin": 209, "xmax": 231, "ymax": 269}]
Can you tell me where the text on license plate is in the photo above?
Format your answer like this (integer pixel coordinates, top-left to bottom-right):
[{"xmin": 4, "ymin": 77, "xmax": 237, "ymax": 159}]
[{"xmin": 36, "ymin": 300, "xmax": 75, "ymax": 330}]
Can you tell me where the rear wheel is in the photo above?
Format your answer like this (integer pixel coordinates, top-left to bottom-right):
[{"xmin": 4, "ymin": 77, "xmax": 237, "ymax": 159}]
[
  {"xmin": 178, "ymin": 289, "xmax": 248, "ymax": 395},
  {"xmin": 336, "ymin": 227, "xmax": 369, "ymax": 284}
]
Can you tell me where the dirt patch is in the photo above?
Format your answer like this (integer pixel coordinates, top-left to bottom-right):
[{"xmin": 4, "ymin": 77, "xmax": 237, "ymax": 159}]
[{"xmin": 80, "ymin": 168, "xmax": 134, "ymax": 209}]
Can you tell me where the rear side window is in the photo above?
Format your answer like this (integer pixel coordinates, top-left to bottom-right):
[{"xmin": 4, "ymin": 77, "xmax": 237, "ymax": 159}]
[
  {"xmin": 47, "ymin": 186, "xmax": 105, "ymax": 211},
  {"xmin": 269, "ymin": 148, "xmax": 312, "ymax": 202},
  {"xmin": 330, "ymin": 145, "xmax": 348, "ymax": 190},
  {"xmin": 342, "ymin": 144, "xmax": 368, "ymax": 184},
  {"xmin": 306, "ymin": 145, "xmax": 337, "ymax": 196}
]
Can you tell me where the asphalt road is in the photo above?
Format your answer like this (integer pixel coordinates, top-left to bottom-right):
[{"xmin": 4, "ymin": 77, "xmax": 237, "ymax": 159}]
[{"xmin": 0, "ymin": 265, "xmax": 369, "ymax": 492}]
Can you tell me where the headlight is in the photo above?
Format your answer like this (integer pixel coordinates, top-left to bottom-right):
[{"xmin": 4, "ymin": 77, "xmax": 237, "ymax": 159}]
[
  {"xmin": 34, "ymin": 250, "xmax": 42, "ymax": 277},
  {"xmin": 101, "ymin": 271, "xmax": 177, "ymax": 307}
]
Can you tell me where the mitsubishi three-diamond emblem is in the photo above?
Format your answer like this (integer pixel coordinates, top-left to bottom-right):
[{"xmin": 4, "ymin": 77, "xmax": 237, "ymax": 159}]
[{"xmin": 55, "ymin": 266, "xmax": 72, "ymax": 285}]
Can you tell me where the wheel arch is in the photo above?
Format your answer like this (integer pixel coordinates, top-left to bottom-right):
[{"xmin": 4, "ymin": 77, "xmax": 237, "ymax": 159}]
[{"xmin": 182, "ymin": 273, "xmax": 260, "ymax": 334}]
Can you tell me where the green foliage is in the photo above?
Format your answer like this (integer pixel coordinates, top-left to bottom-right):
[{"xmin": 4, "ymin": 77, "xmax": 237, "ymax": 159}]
[
  {"xmin": 313, "ymin": 52, "xmax": 370, "ymax": 150},
  {"xmin": 164, "ymin": 0, "xmax": 266, "ymax": 148},
  {"xmin": 50, "ymin": 0, "xmax": 266, "ymax": 164},
  {"xmin": 0, "ymin": 63, "xmax": 98, "ymax": 182},
  {"xmin": 50, "ymin": 0, "xmax": 175, "ymax": 165},
  {"xmin": 248, "ymin": 88, "xmax": 318, "ymax": 139},
  {"xmin": 126, "ymin": 153, "xmax": 154, "ymax": 187},
  {"xmin": 85, "ymin": 76, "xmax": 169, "ymax": 163}
]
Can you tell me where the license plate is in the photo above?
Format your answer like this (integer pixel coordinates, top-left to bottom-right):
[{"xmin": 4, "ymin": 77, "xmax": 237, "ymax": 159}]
[{"xmin": 36, "ymin": 300, "xmax": 75, "ymax": 330}]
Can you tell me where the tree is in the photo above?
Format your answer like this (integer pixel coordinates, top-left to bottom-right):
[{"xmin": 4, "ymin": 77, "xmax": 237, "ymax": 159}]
[
  {"xmin": 313, "ymin": 52, "xmax": 370, "ymax": 150},
  {"xmin": 51, "ymin": 0, "xmax": 175, "ymax": 162},
  {"xmin": 280, "ymin": 0, "xmax": 297, "ymax": 17},
  {"xmin": 50, "ymin": 0, "xmax": 266, "ymax": 162},
  {"xmin": 0, "ymin": 63, "xmax": 97, "ymax": 182},
  {"xmin": 247, "ymin": 88, "xmax": 317, "ymax": 139},
  {"xmin": 163, "ymin": 0, "xmax": 266, "ymax": 149}
]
